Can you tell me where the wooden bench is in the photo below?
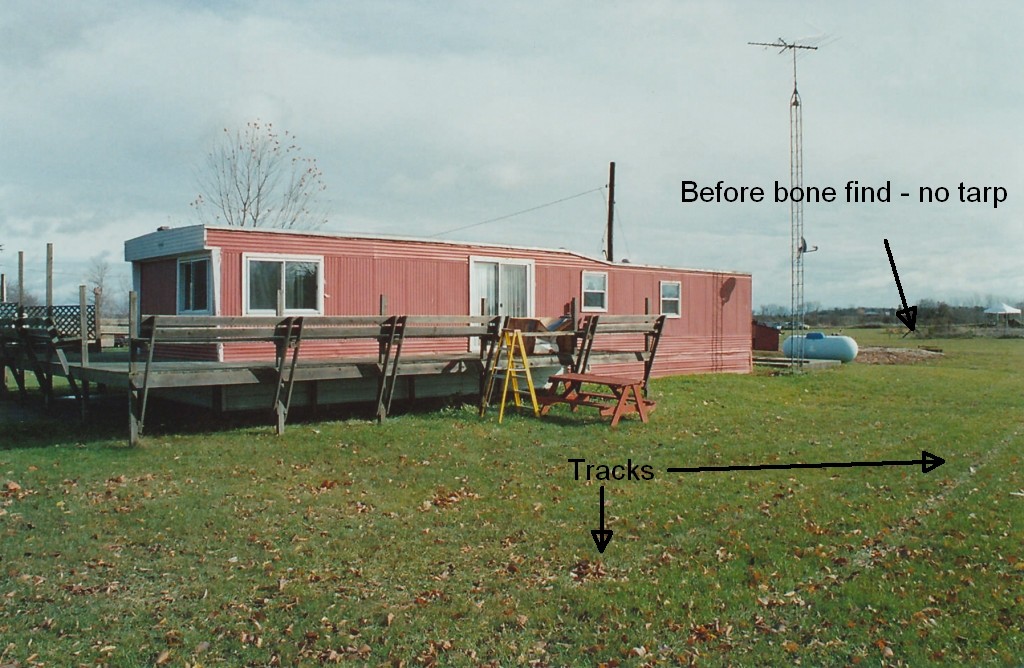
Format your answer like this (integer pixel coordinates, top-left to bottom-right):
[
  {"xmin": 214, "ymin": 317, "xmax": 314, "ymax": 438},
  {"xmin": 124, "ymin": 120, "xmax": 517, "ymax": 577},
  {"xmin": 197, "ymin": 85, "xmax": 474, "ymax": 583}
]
[
  {"xmin": 296, "ymin": 314, "xmax": 502, "ymax": 420},
  {"xmin": 128, "ymin": 314, "xmax": 503, "ymax": 444},
  {"xmin": 573, "ymin": 314, "xmax": 666, "ymax": 388},
  {"xmin": 538, "ymin": 371, "xmax": 655, "ymax": 427},
  {"xmin": 130, "ymin": 315, "xmax": 305, "ymax": 443},
  {"xmin": 0, "ymin": 316, "xmax": 85, "ymax": 406},
  {"xmin": 0, "ymin": 316, "xmax": 24, "ymax": 400}
]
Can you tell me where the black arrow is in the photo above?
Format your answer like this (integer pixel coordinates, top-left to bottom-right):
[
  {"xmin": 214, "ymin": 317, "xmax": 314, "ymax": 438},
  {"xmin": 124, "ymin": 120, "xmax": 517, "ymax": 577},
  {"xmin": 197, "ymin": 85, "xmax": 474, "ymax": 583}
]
[
  {"xmin": 667, "ymin": 450, "xmax": 945, "ymax": 475},
  {"xmin": 884, "ymin": 239, "xmax": 918, "ymax": 331},
  {"xmin": 591, "ymin": 485, "xmax": 613, "ymax": 554}
]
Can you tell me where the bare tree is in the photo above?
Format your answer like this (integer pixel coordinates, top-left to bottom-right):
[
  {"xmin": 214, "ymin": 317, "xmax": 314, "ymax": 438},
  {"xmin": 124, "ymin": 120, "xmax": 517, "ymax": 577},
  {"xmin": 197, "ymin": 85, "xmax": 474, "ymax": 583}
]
[
  {"xmin": 191, "ymin": 120, "xmax": 328, "ymax": 230},
  {"xmin": 758, "ymin": 303, "xmax": 787, "ymax": 318},
  {"xmin": 85, "ymin": 257, "xmax": 111, "ymax": 318},
  {"xmin": 7, "ymin": 281, "xmax": 40, "ymax": 307}
]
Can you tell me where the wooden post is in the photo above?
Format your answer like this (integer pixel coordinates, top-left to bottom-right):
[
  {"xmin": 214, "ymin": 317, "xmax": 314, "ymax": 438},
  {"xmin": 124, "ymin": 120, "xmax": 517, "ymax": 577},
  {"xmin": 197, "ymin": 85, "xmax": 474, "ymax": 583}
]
[
  {"xmin": 93, "ymin": 287, "xmax": 102, "ymax": 329},
  {"xmin": 46, "ymin": 242, "xmax": 54, "ymax": 316},
  {"xmin": 128, "ymin": 291, "xmax": 140, "ymax": 446},
  {"xmin": 17, "ymin": 251, "xmax": 24, "ymax": 311},
  {"xmin": 644, "ymin": 297, "xmax": 651, "ymax": 353},
  {"xmin": 569, "ymin": 297, "xmax": 578, "ymax": 355},
  {"xmin": 92, "ymin": 288, "xmax": 102, "ymax": 349},
  {"xmin": 273, "ymin": 289, "xmax": 286, "ymax": 434},
  {"xmin": 78, "ymin": 284, "xmax": 90, "ymax": 419},
  {"xmin": 128, "ymin": 291, "xmax": 139, "ymax": 340},
  {"xmin": 0, "ymin": 273, "xmax": 5, "ymax": 396},
  {"xmin": 379, "ymin": 294, "xmax": 387, "ymax": 316},
  {"xmin": 79, "ymin": 285, "xmax": 90, "ymax": 367}
]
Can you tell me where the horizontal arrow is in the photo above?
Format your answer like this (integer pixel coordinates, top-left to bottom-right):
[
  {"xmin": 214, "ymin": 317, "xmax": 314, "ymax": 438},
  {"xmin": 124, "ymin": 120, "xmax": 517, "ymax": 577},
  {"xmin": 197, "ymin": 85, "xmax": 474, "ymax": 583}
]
[{"xmin": 667, "ymin": 450, "xmax": 945, "ymax": 475}]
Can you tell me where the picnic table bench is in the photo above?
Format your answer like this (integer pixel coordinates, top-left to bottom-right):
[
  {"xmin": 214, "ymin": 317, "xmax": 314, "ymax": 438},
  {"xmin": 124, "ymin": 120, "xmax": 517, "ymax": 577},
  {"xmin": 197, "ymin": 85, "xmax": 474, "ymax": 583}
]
[
  {"xmin": 531, "ymin": 313, "xmax": 665, "ymax": 427},
  {"xmin": 538, "ymin": 371, "xmax": 656, "ymax": 427}
]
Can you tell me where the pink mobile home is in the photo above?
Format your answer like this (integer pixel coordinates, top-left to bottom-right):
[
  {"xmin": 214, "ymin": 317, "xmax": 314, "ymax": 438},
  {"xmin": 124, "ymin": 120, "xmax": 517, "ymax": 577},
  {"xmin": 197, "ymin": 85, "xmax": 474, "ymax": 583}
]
[{"xmin": 124, "ymin": 225, "xmax": 752, "ymax": 377}]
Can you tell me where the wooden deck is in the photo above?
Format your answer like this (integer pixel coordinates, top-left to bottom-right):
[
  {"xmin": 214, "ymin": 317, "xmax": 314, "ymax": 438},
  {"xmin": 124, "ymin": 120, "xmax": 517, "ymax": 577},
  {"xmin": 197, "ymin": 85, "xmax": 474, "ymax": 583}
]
[
  {"xmin": 2, "ymin": 312, "xmax": 665, "ymax": 444},
  {"xmin": 6, "ymin": 349, "xmax": 652, "ymax": 422},
  {"xmin": 63, "ymin": 351, "xmax": 491, "ymax": 389},
  {"xmin": 4, "ymin": 349, "xmax": 566, "ymax": 434}
]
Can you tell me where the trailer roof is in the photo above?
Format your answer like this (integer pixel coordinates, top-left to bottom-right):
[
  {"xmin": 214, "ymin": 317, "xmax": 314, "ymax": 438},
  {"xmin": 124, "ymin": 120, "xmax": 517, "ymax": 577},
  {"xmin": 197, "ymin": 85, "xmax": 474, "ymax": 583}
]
[{"xmin": 125, "ymin": 224, "xmax": 750, "ymax": 277}]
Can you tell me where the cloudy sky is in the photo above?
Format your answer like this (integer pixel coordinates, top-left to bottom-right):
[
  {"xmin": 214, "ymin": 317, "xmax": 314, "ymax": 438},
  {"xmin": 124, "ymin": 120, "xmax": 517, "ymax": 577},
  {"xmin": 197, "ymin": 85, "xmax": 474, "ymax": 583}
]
[{"xmin": 1, "ymin": 1, "xmax": 1020, "ymax": 310}]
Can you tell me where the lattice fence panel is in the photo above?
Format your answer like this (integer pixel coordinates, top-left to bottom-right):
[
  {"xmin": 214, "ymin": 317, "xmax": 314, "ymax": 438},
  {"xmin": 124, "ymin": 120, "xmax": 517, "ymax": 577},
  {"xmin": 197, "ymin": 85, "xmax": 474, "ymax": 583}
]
[{"xmin": 0, "ymin": 303, "xmax": 97, "ymax": 340}]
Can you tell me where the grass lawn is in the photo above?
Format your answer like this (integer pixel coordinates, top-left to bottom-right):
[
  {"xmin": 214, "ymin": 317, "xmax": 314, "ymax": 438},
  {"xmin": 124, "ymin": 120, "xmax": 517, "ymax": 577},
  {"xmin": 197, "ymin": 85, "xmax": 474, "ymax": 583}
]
[{"xmin": 1, "ymin": 331, "xmax": 1021, "ymax": 666}]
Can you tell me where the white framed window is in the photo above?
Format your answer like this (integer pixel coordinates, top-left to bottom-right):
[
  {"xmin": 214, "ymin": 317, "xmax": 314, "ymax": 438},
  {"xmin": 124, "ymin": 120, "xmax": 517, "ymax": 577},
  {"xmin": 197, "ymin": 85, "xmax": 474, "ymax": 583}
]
[
  {"xmin": 178, "ymin": 257, "xmax": 211, "ymax": 314},
  {"xmin": 581, "ymin": 271, "xmax": 608, "ymax": 312},
  {"xmin": 242, "ymin": 253, "xmax": 324, "ymax": 315},
  {"xmin": 660, "ymin": 280, "xmax": 682, "ymax": 317}
]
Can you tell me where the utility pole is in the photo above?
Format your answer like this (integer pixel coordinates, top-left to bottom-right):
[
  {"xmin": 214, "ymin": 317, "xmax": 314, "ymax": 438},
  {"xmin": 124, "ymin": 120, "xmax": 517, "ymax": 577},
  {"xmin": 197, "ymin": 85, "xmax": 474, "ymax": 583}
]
[
  {"xmin": 749, "ymin": 38, "xmax": 818, "ymax": 366},
  {"xmin": 606, "ymin": 161, "xmax": 615, "ymax": 262}
]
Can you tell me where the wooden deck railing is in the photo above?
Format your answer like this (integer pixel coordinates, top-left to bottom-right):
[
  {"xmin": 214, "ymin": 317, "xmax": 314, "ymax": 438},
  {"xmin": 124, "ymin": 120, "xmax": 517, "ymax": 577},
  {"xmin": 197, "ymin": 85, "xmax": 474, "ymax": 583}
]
[{"xmin": 127, "ymin": 314, "xmax": 504, "ymax": 444}]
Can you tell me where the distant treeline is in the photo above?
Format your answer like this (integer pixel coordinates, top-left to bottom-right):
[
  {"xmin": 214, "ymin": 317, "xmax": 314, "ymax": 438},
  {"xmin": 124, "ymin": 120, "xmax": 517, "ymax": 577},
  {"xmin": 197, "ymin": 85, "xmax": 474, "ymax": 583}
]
[{"xmin": 758, "ymin": 300, "xmax": 1023, "ymax": 328}]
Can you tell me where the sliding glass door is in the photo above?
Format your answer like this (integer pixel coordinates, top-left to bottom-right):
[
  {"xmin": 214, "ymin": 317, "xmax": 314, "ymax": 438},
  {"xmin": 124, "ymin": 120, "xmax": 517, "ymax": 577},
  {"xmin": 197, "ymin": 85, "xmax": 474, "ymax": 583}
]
[{"xmin": 470, "ymin": 257, "xmax": 534, "ymax": 318}]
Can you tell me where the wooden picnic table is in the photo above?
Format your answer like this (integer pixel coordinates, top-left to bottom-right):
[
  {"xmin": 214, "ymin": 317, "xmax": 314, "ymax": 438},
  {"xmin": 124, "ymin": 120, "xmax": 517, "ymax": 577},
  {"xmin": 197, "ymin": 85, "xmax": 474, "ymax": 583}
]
[{"xmin": 538, "ymin": 371, "xmax": 655, "ymax": 427}]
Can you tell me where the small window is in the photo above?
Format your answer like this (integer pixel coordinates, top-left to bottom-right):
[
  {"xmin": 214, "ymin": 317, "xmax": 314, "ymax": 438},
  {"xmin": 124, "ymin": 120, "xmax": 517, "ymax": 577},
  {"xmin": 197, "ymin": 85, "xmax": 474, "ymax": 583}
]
[
  {"xmin": 660, "ymin": 281, "xmax": 682, "ymax": 317},
  {"xmin": 581, "ymin": 271, "xmax": 608, "ymax": 312},
  {"xmin": 244, "ymin": 255, "xmax": 323, "ymax": 314},
  {"xmin": 178, "ymin": 258, "xmax": 210, "ymax": 314}
]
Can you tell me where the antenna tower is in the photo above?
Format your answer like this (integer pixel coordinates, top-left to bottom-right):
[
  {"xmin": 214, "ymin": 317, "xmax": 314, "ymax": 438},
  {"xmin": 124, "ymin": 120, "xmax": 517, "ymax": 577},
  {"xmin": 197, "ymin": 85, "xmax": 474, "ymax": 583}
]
[{"xmin": 749, "ymin": 38, "xmax": 818, "ymax": 365}]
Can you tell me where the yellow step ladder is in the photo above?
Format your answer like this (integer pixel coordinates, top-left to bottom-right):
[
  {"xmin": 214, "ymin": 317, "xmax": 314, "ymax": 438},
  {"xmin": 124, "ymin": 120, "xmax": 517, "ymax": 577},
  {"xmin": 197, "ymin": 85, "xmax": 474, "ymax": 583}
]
[{"xmin": 481, "ymin": 329, "xmax": 539, "ymax": 423}]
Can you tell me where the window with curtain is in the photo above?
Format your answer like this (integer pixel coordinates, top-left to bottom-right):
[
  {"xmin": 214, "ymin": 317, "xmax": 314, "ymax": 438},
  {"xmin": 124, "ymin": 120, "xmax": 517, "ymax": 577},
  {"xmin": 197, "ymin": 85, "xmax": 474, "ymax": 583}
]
[
  {"xmin": 475, "ymin": 261, "xmax": 500, "ymax": 316},
  {"xmin": 470, "ymin": 258, "xmax": 533, "ymax": 317},
  {"xmin": 499, "ymin": 263, "xmax": 528, "ymax": 317}
]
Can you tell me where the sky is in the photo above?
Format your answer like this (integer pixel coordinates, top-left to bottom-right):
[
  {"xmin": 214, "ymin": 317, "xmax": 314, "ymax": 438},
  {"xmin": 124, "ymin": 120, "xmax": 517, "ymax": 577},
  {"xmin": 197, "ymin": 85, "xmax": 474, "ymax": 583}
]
[{"xmin": 1, "ymin": 1, "xmax": 1021, "ymax": 311}]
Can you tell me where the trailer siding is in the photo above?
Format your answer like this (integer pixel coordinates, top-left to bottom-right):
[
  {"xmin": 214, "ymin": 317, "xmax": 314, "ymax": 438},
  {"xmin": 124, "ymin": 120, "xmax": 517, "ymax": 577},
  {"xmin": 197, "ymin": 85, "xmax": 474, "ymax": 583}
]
[
  {"xmin": 138, "ymin": 259, "xmax": 177, "ymax": 315},
  {"xmin": 130, "ymin": 226, "xmax": 752, "ymax": 375}
]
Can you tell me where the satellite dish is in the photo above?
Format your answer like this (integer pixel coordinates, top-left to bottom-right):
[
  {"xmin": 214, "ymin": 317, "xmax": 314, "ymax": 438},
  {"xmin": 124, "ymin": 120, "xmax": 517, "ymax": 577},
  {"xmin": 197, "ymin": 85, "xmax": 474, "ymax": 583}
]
[{"xmin": 798, "ymin": 237, "xmax": 818, "ymax": 254}]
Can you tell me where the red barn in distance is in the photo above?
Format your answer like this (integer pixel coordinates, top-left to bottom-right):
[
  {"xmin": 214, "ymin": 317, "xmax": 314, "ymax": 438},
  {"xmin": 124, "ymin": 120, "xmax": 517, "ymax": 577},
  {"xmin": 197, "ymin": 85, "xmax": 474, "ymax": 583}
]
[{"xmin": 125, "ymin": 225, "xmax": 752, "ymax": 379}]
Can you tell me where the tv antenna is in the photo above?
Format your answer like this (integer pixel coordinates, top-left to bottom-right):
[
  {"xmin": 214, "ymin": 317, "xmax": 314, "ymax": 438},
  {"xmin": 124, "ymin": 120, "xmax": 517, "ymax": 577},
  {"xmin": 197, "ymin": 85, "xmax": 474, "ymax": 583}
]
[{"xmin": 749, "ymin": 37, "xmax": 818, "ymax": 367}]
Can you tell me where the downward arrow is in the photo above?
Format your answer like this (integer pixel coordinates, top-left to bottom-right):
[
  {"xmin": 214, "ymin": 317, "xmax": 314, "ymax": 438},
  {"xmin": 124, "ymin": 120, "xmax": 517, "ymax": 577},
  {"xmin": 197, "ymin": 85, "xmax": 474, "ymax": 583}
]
[
  {"xmin": 884, "ymin": 239, "xmax": 918, "ymax": 332},
  {"xmin": 591, "ymin": 485, "xmax": 613, "ymax": 554}
]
